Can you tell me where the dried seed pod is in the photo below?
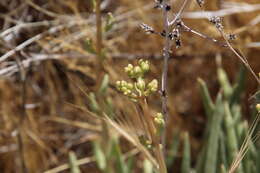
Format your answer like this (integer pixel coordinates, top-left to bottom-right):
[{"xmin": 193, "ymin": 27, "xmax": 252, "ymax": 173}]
[
  {"xmin": 172, "ymin": 28, "xmax": 181, "ymax": 48},
  {"xmin": 209, "ymin": 16, "xmax": 223, "ymax": 29},
  {"xmin": 140, "ymin": 23, "xmax": 155, "ymax": 34},
  {"xmin": 165, "ymin": 4, "xmax": 171, "ymax": 11},
  {"xmin": 196, "ymin": 0, "xmax": 204, "ymax": 7},
  {"xmin": 175, "ymin": 19, "xmax": 183, "ymax": 28},
  {"xmin": 160, "ymin": 30, "xmax": 166, "ymax": 37},
  {"xmin": 154, "ymin": 0, "xmax": 163, "ymax": 9},
  {"xmin": 227, "ymin": 34, "xmax": 236, "ymax": 40}
]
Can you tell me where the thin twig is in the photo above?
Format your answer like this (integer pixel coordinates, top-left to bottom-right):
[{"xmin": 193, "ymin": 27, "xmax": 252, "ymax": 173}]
[
  {"xmin": 161, "ymin": 0, "xmax": 171, "ymax": 153},
  {"xmin": 218, "ymin": 29, "xmax": 260, "ymax": 85}
]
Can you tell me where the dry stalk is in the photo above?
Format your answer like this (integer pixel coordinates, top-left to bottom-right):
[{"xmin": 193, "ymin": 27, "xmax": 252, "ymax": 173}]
[
  {"xmin": 160, "ymin": 0, "xmax": 171, "ymax": 152},
  {"xmin": 141, "ymin": 99, "xmax": 167, "ymax": 173},
  {"xmin": 96, "ymin": 0, "xmax": 102, "ymax": 59}
]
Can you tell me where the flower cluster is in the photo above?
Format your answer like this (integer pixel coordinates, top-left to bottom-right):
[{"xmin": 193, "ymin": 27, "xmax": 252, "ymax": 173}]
[
  {"xmin": 116, "ymin": 59, "xmax": 158, "ymax": 101},
  {"xmin": 154, "ymin": 112, "xmax": 165, "ymax": 125}
]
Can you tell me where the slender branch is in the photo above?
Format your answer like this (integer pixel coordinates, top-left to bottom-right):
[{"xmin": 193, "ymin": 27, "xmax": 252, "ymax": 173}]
[
  {"xmin": 218, "ymin": 29, "xmax": 260, "ymax": 85},
  {"xmin": 161, "ymin": 0, "xmax": 171, "ymax": 154}
]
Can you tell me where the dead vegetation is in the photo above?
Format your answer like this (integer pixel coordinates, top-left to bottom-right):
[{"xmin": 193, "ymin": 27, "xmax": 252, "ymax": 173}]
[{"xmin": 0, "ymin": 0, "xmax": 260, "ymax": 172}]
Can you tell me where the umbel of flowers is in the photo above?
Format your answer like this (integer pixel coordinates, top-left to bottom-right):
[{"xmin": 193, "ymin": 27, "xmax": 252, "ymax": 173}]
[{"xmin": 116, "ymin": 59, "xmax": 158, "ymax": 102}]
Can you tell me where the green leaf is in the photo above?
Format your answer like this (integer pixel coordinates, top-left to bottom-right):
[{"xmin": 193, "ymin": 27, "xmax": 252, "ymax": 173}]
[
  {"xmin": 93, "ymin": 141, "xmax": 106, "ymax": 170},
  {"xmin": 143, "ymin": 159, "xmax": 153, "ymax": 173},
  {"xmin": 217, "ymin": 68, "xmax": 232, "ymax": 99},
  {"xmin": 181, "ymin": 132, "xmax": 191, "ymax": 173},
  {"xmin": 166, "ymin": 130, "xmax": 180, "ymax": 168},
  {"xmin": 230, "ymin": 66, "xmax": 246, "ymax": 105},
  {"xmin": 198, "ymin": 78, "xmax": 215, "ymax": 117},
  {"xmin": 84, "ymin": 39, "xmax": 96, "ymax": 54},
  {"xmin": 223, "ymin": 102, "xmax": 239, "ymax": 166},
  {"xmin": 109, "ymin": 138, "xmax": 128, "ymax": 173},
  {"xmin": 88, "ymin": 92, "xmax": 100, "ymax": 114},
  {"xmin": 98, "ymin": 74, "xmax": 109, "ymax": 95},
  {"xmin": 69, "ymin": 151, "xmax": 81, "ymax": 173},
  {"xmin": 204, "ymin": 93, "xmax": 224, "ymax": 173},
  {"xmin": 105, "ymin": 12, "xmax": 115, "ymax": 32}
]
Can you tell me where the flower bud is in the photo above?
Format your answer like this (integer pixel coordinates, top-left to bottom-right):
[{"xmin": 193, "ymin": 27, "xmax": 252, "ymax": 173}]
[
  {"xmin": 154, "ymin": 113, "xmax": 164, "ymax": 125},
  {"xmin": 147, "ymin": 79, "xmax": 158, "ymax": 92},
  {"xmin": 133, "ymin": 66, "xmax": 142, "ymax": 78},
  {"xmin": 127, "ymin": 83, "xmax": 134, "ymax": 90},
  {"xmin": 139, "ymin": 60, "xmax": 150, "ymax": 73},
  {"xmin": 256, "ymin": 104, "xmax": 260, "ymax": 112},
  {"xmin": 116, "ymin": 81, "xmax": 121, "ymax": 89},
  {"xmin": 124, "ymin": 64, "xmax": 133, "ymax": 73},
  {"xmin": 136, "ymin": 78, "xmax": 146, "ymax": 91}
]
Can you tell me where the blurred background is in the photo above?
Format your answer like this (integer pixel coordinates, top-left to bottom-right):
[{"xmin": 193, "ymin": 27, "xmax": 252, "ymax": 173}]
[{"xmin": 0, "ymin": 0, "xmax": 260, "ymax": 172}]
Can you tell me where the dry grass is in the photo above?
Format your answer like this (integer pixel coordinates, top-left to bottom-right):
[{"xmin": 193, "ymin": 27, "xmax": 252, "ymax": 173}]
[{"xmin": 0, "ymin": 0, "xmax": 260, "ymax": 172}]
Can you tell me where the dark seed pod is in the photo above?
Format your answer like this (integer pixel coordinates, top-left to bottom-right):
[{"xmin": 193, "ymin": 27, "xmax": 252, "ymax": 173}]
[
  {"xmin": 209, "ymin": 16, "xmax": 223, "ymax": 29},
  {"xmin": 160, "ymin": 30, "xmax": 166, "ymax": 37},
  {"xmin": 175, "ymin": 39, "xmax": 181, "ymax": 48},
  {"xmin": 140, "ymin": 23, "xmax": 155, "ymax": 34},
  {"xmin": 196, "ymin": 0, "xmax": 204, "ymax": 7},
  {"xmin": 165, "ymin": 4, "xmax": 171, "ymax": 11},
  {"xmin": 228, "ymin": 34, "xmax": 236, "ymax": 40}
]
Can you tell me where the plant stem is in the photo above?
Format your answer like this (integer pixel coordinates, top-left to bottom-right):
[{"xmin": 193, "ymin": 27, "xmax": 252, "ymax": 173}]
[
  {"xmin": 96, "ymin": 0, "xmax": 102, "ymax": 59},
  {"xmin": 142, "ymin": 99, "xmax": 167, "ymax": 173},
  {"xmin": 161, "ymin": 0, "xmax": 170, "ymax": 152}
]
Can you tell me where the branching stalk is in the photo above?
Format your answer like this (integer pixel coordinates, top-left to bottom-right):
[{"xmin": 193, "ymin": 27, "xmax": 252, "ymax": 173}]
[{"xmin": 161, "ymin": 0, "xmax": 170, "ymax": 152}]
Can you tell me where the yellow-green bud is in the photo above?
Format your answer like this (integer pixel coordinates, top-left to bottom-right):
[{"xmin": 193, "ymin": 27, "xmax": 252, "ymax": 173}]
[
  {"xmin": 154, "ymin": 113, "xmax": 164, "ymax": 125},
  {"xmin": 124, "ymin": 64, "xmax": 133, "ymax": 73},
  {"xmin": 127, "ymin": 83, "xmax": 134, "ymax": 90},
  {"xmin": 116, "ymin": 81, "xmax": 121, "ymax": 89},
  {"xmin": 130, "ymin": 92, "xmax": 137, "ymax": 98},
  {"xmin": 256, "ymin": 104, "xmax": 260, "ymax": 112},
  {"xmin": 123, "ymin": 90, "xmax": 131, "ymax": 95},
  {"xmin": 139, "ymin": 59, "xmax": 150, "ymax": 73},
  {"xmin": 147, "ymin": 79, "xmax": 158, "ymax": 92},
  {"xmin": 133, "ymin": 66, "xmax": 142, "ymax": 77},
  {"xmin": 145, "ymin": 140, "xmax": 152, "ymax": 149},
  {"xmin": 121, "ymin": 86, "xmax": 128, "ymax": 92},
  {"xmin": 136, "ymin": 78, "xmax": 146, "ymax": 91},
  {"xmin": 121, "ymin": 80, "xmax": 127, "ymax": 86}
]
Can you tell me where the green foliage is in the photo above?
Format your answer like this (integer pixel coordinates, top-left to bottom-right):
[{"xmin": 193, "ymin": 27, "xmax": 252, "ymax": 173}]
[
  {"xmin": 144, "ymin": 159, "xmax": 153, "ymax": 173},
  {"xmin": 166, "ymin": 131, "xmax": 180, "ymax": 168},
  {"xmin": 105, "ymin": 13, "xmax": 115, "ymax": 32},
  {"xmin": 181, "ymin": 133, "xmax": 191, "ymax": 173},
  {"xmin": 69, "ymin": 151, "xmax": 81, "ymax": 173},
  {"xmin": 93, "ymin": 141, "xmax": 107, "ymax": 171},
  {"xmin": 84, "ymin": 39, "xmax": 96, "ymax": 54},
  {"xmin": 193, "ymin": 66, "xmax": 259, "ymax": 173}
]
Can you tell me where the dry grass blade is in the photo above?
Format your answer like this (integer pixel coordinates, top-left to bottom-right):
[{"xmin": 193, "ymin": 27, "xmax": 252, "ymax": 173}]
[
  {"xmin": 103, "ymin": 114, "xmax": 158, "ymax": 169},
  {"xmin": 44, "ymin": 156, "xmax": 95, "ymax": 173},
  {"xmin": 228, "ymin": 112, "xmax": 260, "ymax": 173},
  {"xmin": 46, "ymin": 117, "xmax": 101, "ymax": 131}
]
